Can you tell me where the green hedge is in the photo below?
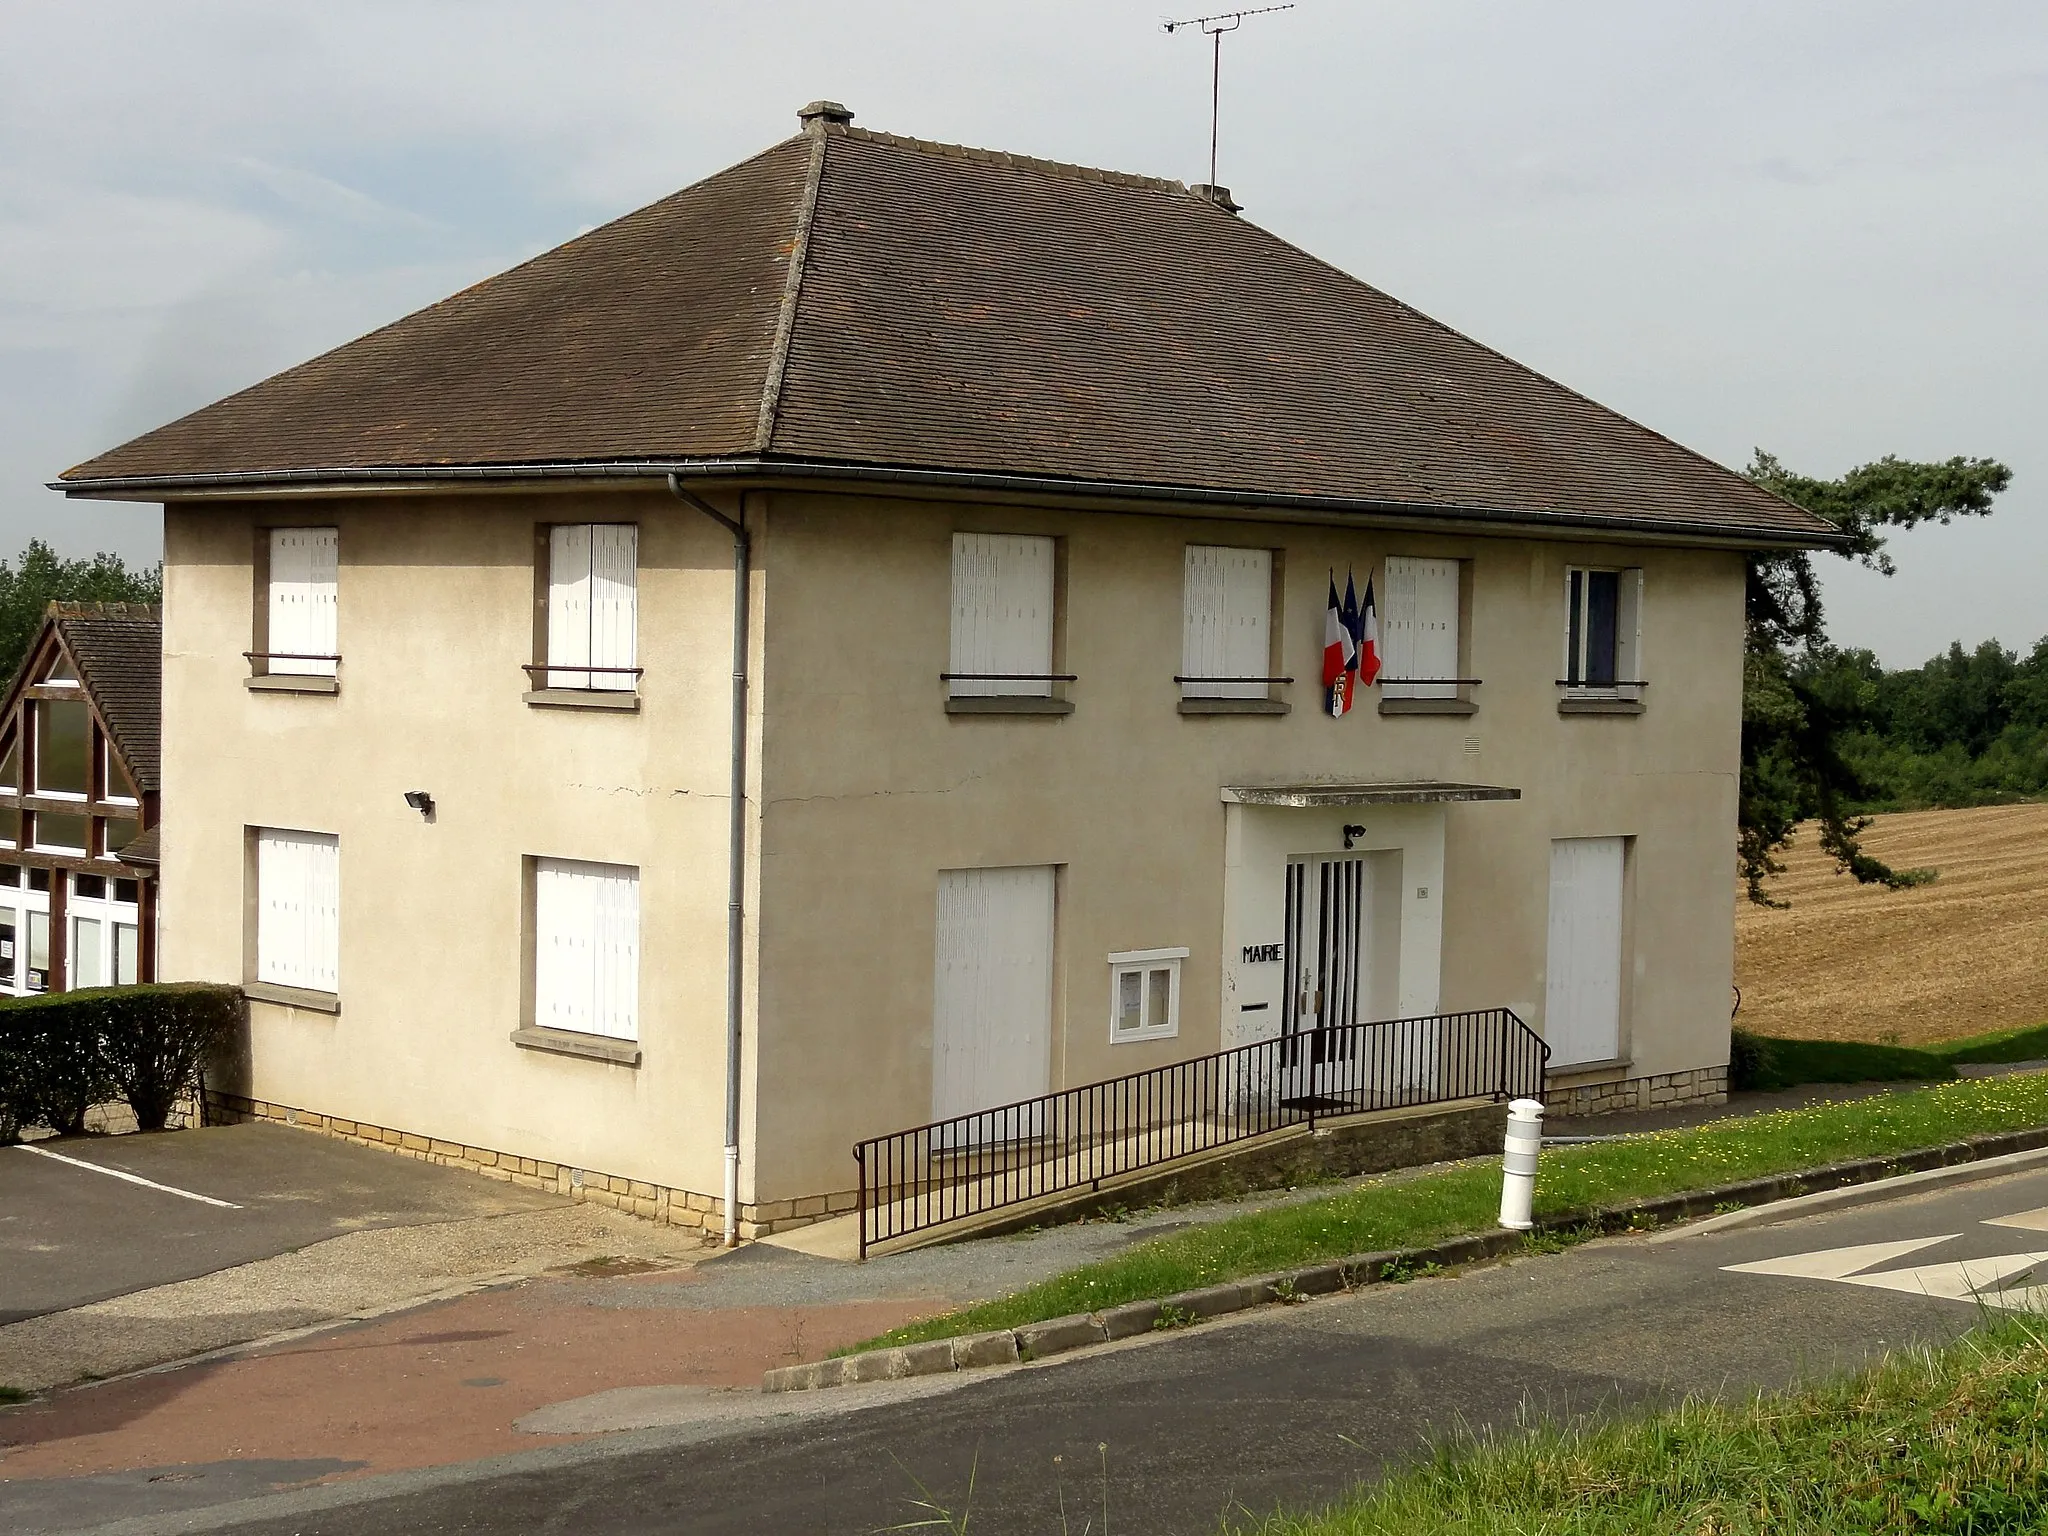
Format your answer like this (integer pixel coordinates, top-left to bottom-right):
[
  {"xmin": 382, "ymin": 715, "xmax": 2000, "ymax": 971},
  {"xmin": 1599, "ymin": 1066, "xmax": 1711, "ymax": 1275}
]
[{"xmin": 0, "ymin": 984, "xmax": 243, "ymax": 1140}]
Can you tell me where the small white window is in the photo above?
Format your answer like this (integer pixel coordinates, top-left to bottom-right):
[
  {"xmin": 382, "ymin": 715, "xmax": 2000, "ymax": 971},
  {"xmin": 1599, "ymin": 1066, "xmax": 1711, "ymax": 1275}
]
[
  {"xmin": 1108, "ymin": 947, "xmax": 1186, "ymax": 1042},
  {"xmin": 102, "ymin": 737, "xmax": 138, "ymax": 806},
  {"xmin": 256, "ymin": 827, "xmax": 340, "ymax": 995},
  {"xmin": 1181, "ymin": 547, "xmax": 1272, "ymax": 698},
  {"xmin": 949, "ymin": 533, "xmax": 1055, "ymax": 698},
  {"xmin": 1563, "ymin": 567, "xmax": 1644, "ymax": 695},
  {"xmin": 547, "ymin": 525, "xmax": 639, "ymax": 691},
  {"xmin": 1381, "ymin": 556, "xmax": 1461, "ymax": 700},
  {"xmin": 267, "ymin": 528, "xmax": 339, "ymax": 677},
  {"xmin": 533, "ymin": 857, "xmax": 640, "ymax": 1041}
]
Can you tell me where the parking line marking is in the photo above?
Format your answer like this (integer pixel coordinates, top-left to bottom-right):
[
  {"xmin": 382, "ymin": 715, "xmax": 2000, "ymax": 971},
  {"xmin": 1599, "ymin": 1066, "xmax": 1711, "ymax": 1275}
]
[{"xmin": 12, "ymin": 1143, "xmax": 242, "ymax": 1208}]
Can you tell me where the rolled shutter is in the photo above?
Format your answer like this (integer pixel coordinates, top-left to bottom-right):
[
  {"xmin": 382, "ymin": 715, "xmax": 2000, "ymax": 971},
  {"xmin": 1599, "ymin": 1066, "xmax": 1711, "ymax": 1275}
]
[
  {"xmin": 269, "ymin": 529, "xmax": 338, "ymax": 677},
  {"xmin": 257, "ymin": 829, "xmax": 339, "ymax": 993},
  {"xmin": 950, "ymin": 534, "xmax": 1053, "ymax": 697},
  {"xmin": 534, "ymin": 857, "xmax": 639, "ymax": 1040}
]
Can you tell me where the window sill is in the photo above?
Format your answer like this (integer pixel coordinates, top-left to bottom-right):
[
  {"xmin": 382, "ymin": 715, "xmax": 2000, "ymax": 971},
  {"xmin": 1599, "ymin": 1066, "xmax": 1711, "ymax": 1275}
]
[
  {"xmin": 511, "ymin": 1025, "xmax": 642, "ymax": 1066},
  {"xmin": 1378, "ymin": 697, "xmax": 1477, "ymax": 716},
  {"xmin": 1178, "ymin": 698, "xmax": 1289, "ymax": 716},
  {"xmin": 1558, "ymin": 697, "xmax": 1645, "ymax": 716},
  {"xmin": 524, "ymin": 689, "xmax": 641, "ymax": 713},
  {"xmin": 945, "ymin": 697, "xmax": 1074, "ymax": 716},
  {"xmin": 244, "ymin": 980, "xmax": 341, "ymax": 1014},
  {"xmin": 1110, "ymin": 1028, "xmax": 1181, "ymax": 1045},
  {"xmin": 246, "ymin": 675, "xmax": 339, "ymax": 695}
]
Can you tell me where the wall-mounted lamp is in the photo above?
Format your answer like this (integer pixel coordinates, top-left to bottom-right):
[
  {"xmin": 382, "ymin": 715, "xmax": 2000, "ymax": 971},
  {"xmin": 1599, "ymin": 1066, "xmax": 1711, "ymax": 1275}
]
[
  {"xmin": 1342, "ymin": 823, "xmax": 1366, "ymax": 850},
  {"xmin": 404, "ymin": 790, "xmax": 436, "ymax": 820}
]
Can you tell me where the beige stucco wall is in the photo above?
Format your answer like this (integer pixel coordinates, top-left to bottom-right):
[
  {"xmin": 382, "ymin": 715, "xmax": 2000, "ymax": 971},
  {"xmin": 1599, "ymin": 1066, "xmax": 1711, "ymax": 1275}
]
[
  {"xmin": 160, "ymin": 482, "xmax": 1745, "ymax": 1213},
  {"xmin": 160, "ymin": 491, "xmax": 750, "ymax": 1200},
  {"xmin": 751, "ymin": 492, "xmax": 1745, "ymax": 1202}
]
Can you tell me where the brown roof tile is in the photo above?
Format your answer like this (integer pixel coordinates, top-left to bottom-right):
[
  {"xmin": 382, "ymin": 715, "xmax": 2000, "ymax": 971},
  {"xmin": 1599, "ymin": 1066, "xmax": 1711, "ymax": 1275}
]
[
  {"xmin": 54, "ymin": 604, "xmax": 162, "ymax": 794},
  {"xmin": 60, "ymin": 116, "xmax": 1833, "ymax": 545}
]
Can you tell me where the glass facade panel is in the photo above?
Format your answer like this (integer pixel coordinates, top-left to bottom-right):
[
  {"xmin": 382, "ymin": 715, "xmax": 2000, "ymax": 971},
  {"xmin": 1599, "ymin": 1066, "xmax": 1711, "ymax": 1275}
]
[
  {"xmin": 71, "ymin": 916, "xmax": 104, "ymax": 989},
  {"xmin": 35, "ymin": 812, "xmax": 88, "ymax": 852},
  {"xmin": 0, "ymin": 806, "xmax": 18, "ymax": 847},
  {"xmin": 1147, "ymin": 967, "xmax": 1172, "ymax": 1031},
  {"xmin": 115, "ymin": 922, "xmax": 140, "ymax": 986},
  {"xmin": 35, "ymin": 700, "xmax": 89, "ymax": 795},
  {"xmin": 104, "ymin": 817, "xmax": 139, "ymax": 853},
  {"xmin": 0, "ymin": 744, "xmax": 16, "ymax": 791},
  {"xmin": 27, "ymin": 909, "xmax": 49, "ymax": 991}
]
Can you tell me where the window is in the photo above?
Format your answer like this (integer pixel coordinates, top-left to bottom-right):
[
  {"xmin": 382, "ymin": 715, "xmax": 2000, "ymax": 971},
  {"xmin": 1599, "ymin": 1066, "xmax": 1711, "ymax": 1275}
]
[
  {"xmin": 69, "ymin": 870, "xmax": 139, "ymax": 989},
  {"xmin": 1381, "ymin": 556, "xmax": 1462, "ymax": 701},
  {"xmin": 34, "ymin": 812, "xmax": 88, "ymax": 854},
  {"xmin": 35, "ymin": 699, "xmax": 89, "ymax": 796},
  {"xmin": 532, "ymin": 857, "xmax": 640, "ymax": 1040},
  {"xmin": 1181, "ymin": 546, "xmax": 1272, "ymax": 699},
  {"xmin": 948, "ymin": 533, "xmax": 1056, "ymax": 698},
  {"xmin": 266, "ymin": 528, "xmax": 339, "ymax": 677},
  {"xmin": 1, "ymin": 742, "xmax": 16, "ymax": 792},
  {"xmin": 1108, "ymin": 947, "xmax": 1186, "ymax": 1042},
  {"xmin": 255, "ymin": 828, "xmax": 340, "ymax": 995},
  {"xmin": 1563, "ymin": 567, "xmax": 1644, "ymax": 694},
  {"xmin": 102, "ymin": 738, "xmax": 138, "ymax": 805},
  {"xmin": 545, "ymin": 525, "xmax": 638, "ymax": 691}
]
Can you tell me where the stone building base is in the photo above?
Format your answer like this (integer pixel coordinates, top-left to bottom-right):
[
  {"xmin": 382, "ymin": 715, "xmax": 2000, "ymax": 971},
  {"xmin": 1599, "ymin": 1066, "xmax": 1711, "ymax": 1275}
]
[
  {"xmin": 1542, "ymin": 1065, "xmax": 1728, "ymax": 1118},
  {"xmin": 201, "ymin": 1091, "xmax": 855, "ymax": 1239}
]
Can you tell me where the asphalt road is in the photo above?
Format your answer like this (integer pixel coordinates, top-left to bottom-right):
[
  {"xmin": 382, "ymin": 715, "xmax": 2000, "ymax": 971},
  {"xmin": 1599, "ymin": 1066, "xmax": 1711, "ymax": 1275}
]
[
  {"xmin": 63, "ymin": 1163, "xmax": 2048, "ymax": 1536},
  {"xmin": 0, "ymin": 1124, "xmax": 561, "ymax": 1323}
]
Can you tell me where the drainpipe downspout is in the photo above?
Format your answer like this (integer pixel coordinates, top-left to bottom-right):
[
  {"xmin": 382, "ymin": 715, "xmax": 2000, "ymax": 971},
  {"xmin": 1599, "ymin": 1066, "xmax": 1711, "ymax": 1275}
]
[{"xmin": 669, "ymin": 475, "xmax": 750, "ymax": 1248}]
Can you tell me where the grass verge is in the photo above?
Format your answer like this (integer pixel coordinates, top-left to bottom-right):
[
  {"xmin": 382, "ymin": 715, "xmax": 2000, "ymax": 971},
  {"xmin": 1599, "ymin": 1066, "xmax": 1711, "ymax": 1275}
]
[
  {"xmin": 851, "ymin": 1071, "xmax": 2048, "ymax": 1354},
  {"xmin": 1937, "ymin": 1019, "xmax": 2048, "ymax": 1067},
  {"xmin": 1731, "ymin": 1029, "xmax": 1957, "ymax": 1092},
  {"xmin": 1239, "ymin": 1316, "xmax": 2048, "ymax": 1535}
]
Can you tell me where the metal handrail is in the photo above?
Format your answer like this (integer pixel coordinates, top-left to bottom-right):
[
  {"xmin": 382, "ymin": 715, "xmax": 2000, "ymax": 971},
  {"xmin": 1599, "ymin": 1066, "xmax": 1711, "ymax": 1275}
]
[
  {"xmin": 940, "ymin": 672, "xmax": 1079, "ymax": 682},
  {"xmin": 853, "ymin": 1006, "xmax": 1547, "ymax": 1258},
  {"xmin": 522, "ymin": 663, "xmax": 645, "ymax": 677}
]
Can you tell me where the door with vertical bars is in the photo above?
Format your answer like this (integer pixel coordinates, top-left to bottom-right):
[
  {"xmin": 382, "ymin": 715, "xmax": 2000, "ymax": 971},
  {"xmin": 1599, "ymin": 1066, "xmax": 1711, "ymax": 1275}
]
[{"xmin": 1280, "ymin": 855, "xmax": 1370, "ymax": 1107}]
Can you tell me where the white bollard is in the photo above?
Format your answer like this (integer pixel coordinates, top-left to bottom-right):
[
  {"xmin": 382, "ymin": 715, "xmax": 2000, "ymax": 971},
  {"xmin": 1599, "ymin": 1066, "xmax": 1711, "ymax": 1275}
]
[{"xmin": 1498, "ymin": 1097, "xmax": 1544, "ymax": 1231}]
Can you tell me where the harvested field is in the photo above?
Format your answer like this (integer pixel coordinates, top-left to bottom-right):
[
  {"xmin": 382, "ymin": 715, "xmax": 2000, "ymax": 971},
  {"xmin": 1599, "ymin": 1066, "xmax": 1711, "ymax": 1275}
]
[{"xmin": 1734, "ymin": 802, "xmax": 2048, "ymax": 1046}]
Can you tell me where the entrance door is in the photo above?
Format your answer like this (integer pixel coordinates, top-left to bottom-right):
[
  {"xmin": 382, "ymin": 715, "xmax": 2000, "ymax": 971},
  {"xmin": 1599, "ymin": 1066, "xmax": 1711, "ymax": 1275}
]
[
  {"xmin": 1546, "ymin": 837, "xmax": 1626, "ymax": 1065},
  {"xmin": 932, "ymin": 866, "xmax": 1055, "ymax": 1130},
  {"xmin": 1280, "ymin": 856, "xmax": 1371, "ymax": 1107}
]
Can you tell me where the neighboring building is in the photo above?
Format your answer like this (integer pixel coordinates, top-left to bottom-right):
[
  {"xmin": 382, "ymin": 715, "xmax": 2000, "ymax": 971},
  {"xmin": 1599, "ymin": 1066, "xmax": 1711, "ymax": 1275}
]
[
  {"xmin": 0, "ymin": 602, "xmax": 160, "ymax": 997},
  {"xmin": 56, "ymin": 104, "xmax": 1838, "ymax": 1237}
]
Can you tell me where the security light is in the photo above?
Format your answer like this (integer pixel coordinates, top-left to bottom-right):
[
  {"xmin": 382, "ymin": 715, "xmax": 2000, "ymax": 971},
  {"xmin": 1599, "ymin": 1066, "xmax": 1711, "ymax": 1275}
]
[
  {"xmin": 1342, "ymin": 823, "xmax": 1366, "ymax": 850},
  {"xmin": 404, "ymin": 790, "xmax": 435, "ymax": 819}
]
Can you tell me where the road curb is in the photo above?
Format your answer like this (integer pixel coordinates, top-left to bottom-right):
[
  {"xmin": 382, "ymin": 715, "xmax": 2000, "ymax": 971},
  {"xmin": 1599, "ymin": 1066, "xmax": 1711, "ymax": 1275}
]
[{"xmin": 761, "ymin": 1123, "xmax": 2048, "ymax": 1394}]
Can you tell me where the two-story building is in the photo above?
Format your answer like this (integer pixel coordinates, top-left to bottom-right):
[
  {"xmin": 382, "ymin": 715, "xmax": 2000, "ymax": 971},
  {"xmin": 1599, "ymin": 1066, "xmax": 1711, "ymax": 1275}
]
[{"xmin": 57, "ymin": 103, "xmax": 1838, "ymax": 1240}]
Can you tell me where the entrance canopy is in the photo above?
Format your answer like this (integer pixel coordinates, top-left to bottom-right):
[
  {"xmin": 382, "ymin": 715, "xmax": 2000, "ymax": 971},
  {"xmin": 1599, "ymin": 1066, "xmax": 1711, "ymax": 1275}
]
[{"xmin": 1220, "ymin": 781, "xmax": 1520, "ymax": 808}]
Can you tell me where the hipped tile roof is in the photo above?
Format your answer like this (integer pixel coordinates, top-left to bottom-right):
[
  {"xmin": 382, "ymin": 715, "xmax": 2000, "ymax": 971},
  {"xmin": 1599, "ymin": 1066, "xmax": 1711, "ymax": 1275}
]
[{"xmin": 61, "ymin": 114, "xmax": 1834, "ymax": 546}]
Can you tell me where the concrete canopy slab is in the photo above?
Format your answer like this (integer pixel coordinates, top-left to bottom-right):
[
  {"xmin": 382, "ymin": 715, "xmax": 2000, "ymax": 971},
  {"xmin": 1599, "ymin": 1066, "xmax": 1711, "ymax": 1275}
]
[{"xmin": 1220, "ymin": 781, "xmax": 1520, "ymax": 807}]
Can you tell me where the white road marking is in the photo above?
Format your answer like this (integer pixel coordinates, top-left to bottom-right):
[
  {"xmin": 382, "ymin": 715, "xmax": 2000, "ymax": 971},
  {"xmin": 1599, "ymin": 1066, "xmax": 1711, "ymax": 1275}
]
[
  {"xmin": 1986, "ymin": 1206, "xmax": 2048, "ymax": 1232},
  {"xmin": 12, "ymin": 1143, "xmax": 242, "ymax": 1208},
  {"xmin": 1724, "ymin": 1233, "xmax": 2048, "ymax": 1310}
]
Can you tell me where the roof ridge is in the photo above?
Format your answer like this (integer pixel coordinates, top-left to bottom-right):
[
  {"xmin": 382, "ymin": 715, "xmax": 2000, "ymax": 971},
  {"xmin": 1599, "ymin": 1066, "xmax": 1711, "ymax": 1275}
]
[
  {"xmin": 48, "ymin": 600, "xmax": 162, "ymax": 622},
  {"xmin": 753, "ymin": 128, "xmax": 830, "ymax": 453},
  {"xmin": 826, "ymin": 121, "xmax": 1191, "ymax": 197}
]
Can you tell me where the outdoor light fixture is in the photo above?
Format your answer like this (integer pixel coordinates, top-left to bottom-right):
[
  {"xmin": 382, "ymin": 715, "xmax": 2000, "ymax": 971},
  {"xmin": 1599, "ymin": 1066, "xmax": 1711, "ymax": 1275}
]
[
  {"xmin": 404, "ymin": 790, "xmax": 435, "ymax": 819},
  {"xmin": 1342, "ymin": 823, "xmax": 1366, "ymax": 850}
]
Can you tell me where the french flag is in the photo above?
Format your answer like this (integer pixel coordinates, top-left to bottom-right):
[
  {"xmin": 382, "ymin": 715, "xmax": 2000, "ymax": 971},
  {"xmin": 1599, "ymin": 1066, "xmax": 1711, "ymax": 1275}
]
[
  {"xmin": 1357, "ymin": 576, "xmax": 1381, "ymax": 687},
  {"xmin": 1323, "ymin": 574, "xmax": 1356, "ymax": 716}
]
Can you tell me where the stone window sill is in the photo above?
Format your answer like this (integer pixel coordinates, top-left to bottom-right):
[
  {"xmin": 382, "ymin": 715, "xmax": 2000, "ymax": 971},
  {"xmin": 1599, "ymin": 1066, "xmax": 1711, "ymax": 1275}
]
[
  {"xmin": 1178, "ymin": 697, "xmax": 1289, "ymax": 716},
  {"xmin": 945, "ymin": 697, "xmax": 1074, "ymax": 716},
  {"xmin": 511, "ymin": 1025, "xmax": 642, "ymax": 1066},
  {"xmin": 1378, "ymin": 697, "xmax": 1477, "ymax": 716},
  {"xmin": 524, "ymin": 689, "xmax": 641, "ymax": 713},
  {"xmin": 244, "ymin": 980, "xmax": 341, "ymax": 1014},
  {"xmin": 1558, "ymin": 697, "xmax": 1645, "ymax": 716},
  {"xmin": 246, "ymin": 675, "xmax": 339, "ymax": 696}
]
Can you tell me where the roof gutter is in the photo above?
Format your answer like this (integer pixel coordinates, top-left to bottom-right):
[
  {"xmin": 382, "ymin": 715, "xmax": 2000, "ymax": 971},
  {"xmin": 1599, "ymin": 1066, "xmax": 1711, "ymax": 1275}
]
[{"xmin": 52, "ymin": 456, "xmax": 1849, "ymax": 552}]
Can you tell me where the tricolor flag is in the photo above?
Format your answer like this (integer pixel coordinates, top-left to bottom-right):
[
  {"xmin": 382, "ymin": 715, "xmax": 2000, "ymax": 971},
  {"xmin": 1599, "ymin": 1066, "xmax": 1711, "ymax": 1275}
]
[
  {"xmin": 1357, "ymin": 576, "xmax": 1382, "ymax": 687},
  {"xmin": 1323, "ymin": 574, "xmax": 1356, "ymax": 716}
]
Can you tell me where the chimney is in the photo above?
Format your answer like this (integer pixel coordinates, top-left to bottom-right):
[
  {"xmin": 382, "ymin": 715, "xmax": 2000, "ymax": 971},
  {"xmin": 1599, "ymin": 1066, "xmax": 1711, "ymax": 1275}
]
[
  {"xmin": 1191, "ymin": 184, "xmax": 1242, "ymax": 215},
  {"xmin": 798, "ymin": 100, "xmax": 855, "ymax": 131}
]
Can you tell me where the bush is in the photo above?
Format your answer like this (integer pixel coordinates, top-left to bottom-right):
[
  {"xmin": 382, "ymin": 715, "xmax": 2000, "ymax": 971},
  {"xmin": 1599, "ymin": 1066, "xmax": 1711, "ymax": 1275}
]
[
  {"xmin": 1727, "ymin": 1027, "xmax": 1777, "ymax": 1091},
  {"xmin": 0, "ymin": 984, "xmax": 243, "ymax": 1139}
]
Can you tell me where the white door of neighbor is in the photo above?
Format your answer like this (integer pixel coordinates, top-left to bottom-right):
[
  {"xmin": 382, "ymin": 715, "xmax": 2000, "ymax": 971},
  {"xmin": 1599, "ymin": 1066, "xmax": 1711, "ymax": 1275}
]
[
  {"xmin": 932, "ymin": 866, "xmax": 1055, "ymax": 1128},
  {"xmin": 1545, "ymin": 837, "xmax": 1626, "ymax": 1066}
]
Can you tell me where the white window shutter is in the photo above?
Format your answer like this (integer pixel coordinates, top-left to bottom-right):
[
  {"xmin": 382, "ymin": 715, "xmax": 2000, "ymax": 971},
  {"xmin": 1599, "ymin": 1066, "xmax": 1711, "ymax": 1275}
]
[
  {"xmin": 268, "ymin": 529, "xmax": 338, "ymax": 677},
  {"xmin": 1219, "ymin": 548, "xmax": 1271, "ymax": 699},
  {"xmin": 534, "ymin": 858, "xmax": 638, "ymax": 1041},
  {"xmin": 1181, "ymin": 547, "xmax": 1226, "ymax": 698},
  {"xmin": 547, "ymin": 526, "xmax": 593, "ymax": 689},
  {"xmin": 1381, "ymin": 557, "xmax": 1420, "ymax": 698},
  {"xmin": 950, "ymin": 534, "xmax": 1053, "ymax": 697},
  {"xmin": 1616, "ymin": 567, "xmax": 1644, "ymax": 685},
  {"xmin": 257, "ymin": 829, "xmax": 339, "ymax": 993},
  {"xmin": 588, "ymin": 525, "xmax": 638, "ymax": 692},
  {"xmin": 1414, "ymin": 558, "xmax": 1459, "ymax": 699}
]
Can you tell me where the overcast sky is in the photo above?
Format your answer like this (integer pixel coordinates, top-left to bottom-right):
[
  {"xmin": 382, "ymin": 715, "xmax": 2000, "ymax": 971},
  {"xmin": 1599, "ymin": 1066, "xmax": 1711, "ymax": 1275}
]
[{"xmin": 3, "ymin": 1, "xmax": 2041, "ymax": 666}]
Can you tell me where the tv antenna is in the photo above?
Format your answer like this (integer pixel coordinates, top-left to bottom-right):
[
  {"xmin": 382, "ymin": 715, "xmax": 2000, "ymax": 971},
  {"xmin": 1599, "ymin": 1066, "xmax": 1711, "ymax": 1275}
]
[{"xmin": 1163, "ymin": 5, "xmax": 1294, "ymax": 190}]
